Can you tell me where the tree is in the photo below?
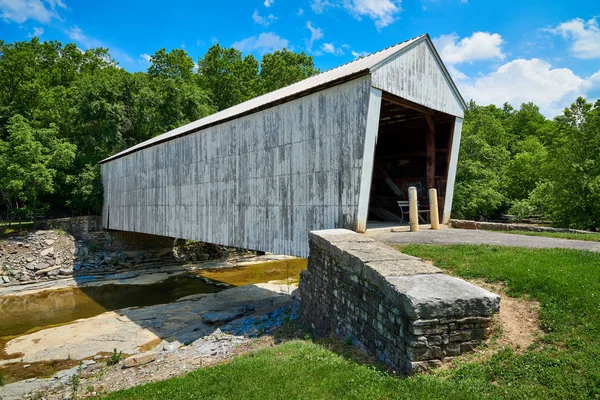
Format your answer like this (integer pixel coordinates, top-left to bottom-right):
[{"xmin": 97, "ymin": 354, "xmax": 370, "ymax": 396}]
[
  {"xmin": 537, "ymin": 98, "xmax": 600, "ymax": 229},
  {"xmin": 452, "ymin": 102, "xmax": 510, "ymax": 219},
  {"xmin": 148, "ymin": 48, "xmax": 195, "ymax": 81},
  {"xmin": 0, "ymin": 115, "xmax": 76, "ymax": 226},
  {"xmin": 197, "ymin": 45, "xmax": 259, "ymax": 111},
  {"xmin": 259, "ymin": 49, "xmax": 319, "ymax": 93}
]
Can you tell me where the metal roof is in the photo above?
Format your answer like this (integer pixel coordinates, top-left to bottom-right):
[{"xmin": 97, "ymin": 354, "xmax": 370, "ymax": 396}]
[{"xmin": 101, "ymin": 33, "xmax": 454, "ymax": 164}]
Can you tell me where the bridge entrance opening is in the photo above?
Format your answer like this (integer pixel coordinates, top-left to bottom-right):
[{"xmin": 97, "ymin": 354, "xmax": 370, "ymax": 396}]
[{"xmin": 367, "ymin": 93, "xmax": 456, "ymax": 227}]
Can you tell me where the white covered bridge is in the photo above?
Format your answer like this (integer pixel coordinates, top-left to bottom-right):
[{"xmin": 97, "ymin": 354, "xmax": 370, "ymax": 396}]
[{"xmin": 99, "ymin": 34, "xmax": 466, "ymax": 257}]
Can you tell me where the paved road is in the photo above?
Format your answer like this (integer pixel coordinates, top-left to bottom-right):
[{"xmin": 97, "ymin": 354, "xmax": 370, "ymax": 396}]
[{"xmin": 370, "ymin": 228, "xmax": 600, "ymax": 253}]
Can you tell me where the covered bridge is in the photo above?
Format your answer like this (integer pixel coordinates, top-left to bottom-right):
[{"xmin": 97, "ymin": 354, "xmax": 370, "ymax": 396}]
[{"xmin": 99, "ymin": 33, "xmax": 466, "ymax": 257}]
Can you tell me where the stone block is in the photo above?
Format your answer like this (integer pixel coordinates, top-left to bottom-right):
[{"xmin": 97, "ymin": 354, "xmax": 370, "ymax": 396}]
[{"xmin": 123, "ymin": 351, "xmax": 158, "ymax": 368}]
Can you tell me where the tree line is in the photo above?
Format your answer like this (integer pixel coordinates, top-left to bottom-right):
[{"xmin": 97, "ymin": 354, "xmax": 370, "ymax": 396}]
[
  {"xmin": 0, "ymin": 38, "xmax": 318, "ymax": 221},
  {"xmin": 455, "ymin": 97, "xmax": 600, "ymax": 230},
  {"xmin": 1, "ymin": 38, "xmax": 599, "ymax": 230}
]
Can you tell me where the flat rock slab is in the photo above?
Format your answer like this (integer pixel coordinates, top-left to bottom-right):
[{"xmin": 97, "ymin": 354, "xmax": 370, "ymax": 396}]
[
  {"xmin": 388, "ymin": 274, "xmax": 500, "ymax": 319},
  {"xmin": 123, "ymin": 351, "xmax": 158, "ymax": 368},
  {"xmin": 4, "ymin": 283, "xmax": 292, "ymax": 363}
]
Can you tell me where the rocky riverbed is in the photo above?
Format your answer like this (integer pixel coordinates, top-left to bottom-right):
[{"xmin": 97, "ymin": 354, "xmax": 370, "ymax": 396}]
[
  {"xmin": 0, "ymin": 230, "xmax": 175, "ymax": 285},
  {"xmin": 0, "ymin": 283, "xmax": 298, "ymax": 400},
  {"xmin": 0, "ymin": 240, "xmax": 305, "ymax": 400}
]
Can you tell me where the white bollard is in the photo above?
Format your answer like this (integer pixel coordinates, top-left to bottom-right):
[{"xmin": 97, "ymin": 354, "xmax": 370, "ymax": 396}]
[
  {"xmin": 429, "ymin": 188, "xmax": 440, "ymax": 230},
  {"xmin": 408, "ymin": 186, "xmax": 419, "ymax": 232}
]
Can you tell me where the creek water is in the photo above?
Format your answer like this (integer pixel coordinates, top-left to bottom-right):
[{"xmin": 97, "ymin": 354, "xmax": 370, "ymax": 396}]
[
  {"xmin": 0, "ymin": 258, "xmax": 307, "ymax": 360},
  {"xmin": 0, "ymin": 258, "xmax": 307, "ymax": 384}
]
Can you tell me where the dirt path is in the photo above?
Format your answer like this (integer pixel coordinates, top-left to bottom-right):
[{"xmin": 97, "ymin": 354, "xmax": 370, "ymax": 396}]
[{"xmin": 369, "ymin": 228, "xmax": 600, "ymax": 252}]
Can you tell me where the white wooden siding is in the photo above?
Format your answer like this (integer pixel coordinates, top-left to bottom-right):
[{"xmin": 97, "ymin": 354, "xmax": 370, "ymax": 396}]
[
  {"xmin": 371, "ymin": 40, "xmax": 464, "ymax": 118},
  {"xmin": 101, "ymin": 76, "xmax": 372, "ymax": 257}
]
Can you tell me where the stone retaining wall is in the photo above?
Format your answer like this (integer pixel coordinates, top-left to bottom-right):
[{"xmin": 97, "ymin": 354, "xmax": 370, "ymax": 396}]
[
  {"xmin": 449, "ymin": 219, "xmax": 596, "ymax": 235},
  {"xmin": 38, "ymin": 216, "xmax": 174, "ymax": 252},
  {"xmin": 298, "ymin": 229, "xmax": 500, "ymax": 373},
  {"xmin": 38, "ymin": 216, "xmax": 102, "ymax": 240}
]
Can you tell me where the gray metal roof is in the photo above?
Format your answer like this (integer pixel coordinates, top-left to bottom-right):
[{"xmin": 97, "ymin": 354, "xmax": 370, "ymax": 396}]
[{"xmin": 101, "ymin": 33, "xmax": 459, "ymax": 164}]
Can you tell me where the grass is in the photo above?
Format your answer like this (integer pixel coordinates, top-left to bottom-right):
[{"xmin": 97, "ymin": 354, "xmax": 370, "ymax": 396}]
[
  {"xmin": 104, "ymin": 245, "xmax": 600, "ymax": 400},
  {"xmin": 0, "ymin": 221, "xmax": 34, "ymax": 237},
  {"xmin": 491, "ymin": 229, "xmax": 600, "ymax": 242}
]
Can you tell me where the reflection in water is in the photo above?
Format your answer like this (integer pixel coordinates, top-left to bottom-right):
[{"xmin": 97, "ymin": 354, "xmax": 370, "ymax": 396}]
[
  {"xmin": 0, "ymin": 275, "xmax": 219, "ymax": 340},
  {"xmin": 196, "ymin": 258, "xmax": 308, "ymax": 287},
  {"xmin": 0, "ymin": 258, "xmax": 308, "ymax": 358}
]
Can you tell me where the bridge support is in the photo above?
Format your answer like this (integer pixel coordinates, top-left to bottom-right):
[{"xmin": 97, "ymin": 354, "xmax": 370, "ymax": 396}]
[{"xmin": 298, "ymin": 229, "xmax": 499, "ymax": 373}]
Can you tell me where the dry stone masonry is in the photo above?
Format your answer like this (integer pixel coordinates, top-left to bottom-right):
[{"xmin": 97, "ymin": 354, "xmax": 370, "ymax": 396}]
[{"xmin": 298, "ymin": 229, "xmax": 500, "ymax": 373}]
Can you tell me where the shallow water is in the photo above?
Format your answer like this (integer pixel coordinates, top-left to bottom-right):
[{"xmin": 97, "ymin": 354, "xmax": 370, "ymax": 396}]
[
  {"xmin": 0, "ymin": 258, "xmax": 307, "ymax": 384},
  {"xmin": 0, "ymin": 258, "xmax": 307, "ymax": 354},
  {"xmin": 196, "ymin": 258, "xmax": 307, "ymax": 287}
]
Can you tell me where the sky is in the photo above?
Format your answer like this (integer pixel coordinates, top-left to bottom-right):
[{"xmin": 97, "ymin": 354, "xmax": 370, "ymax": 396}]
[{"xmin": 0, "ymin": 0, "xmax": 599, "ymax": 117}]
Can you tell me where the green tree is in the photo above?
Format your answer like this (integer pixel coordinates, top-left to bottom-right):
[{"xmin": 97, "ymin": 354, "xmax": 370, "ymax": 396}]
[
  {"xmin": 259, "ymin": 49, "xmax": 319, "ymax": 93},
  {"xmin": 0, "ymin": 115, "xmax": 76, "ymax": 225},
  {"xmin": 452, "ymin": 102, "xmax": 510, "ymax": 219},
  {"xmin": 197, "ymin": 45, "xmax": 259, "ymax": 111},
  {"xmin": 148, "ymin": 48, "xmax": 195, "ymax": 81},
  {"xmin": 538, "ymin": 97, "xmax": 600, "ymax": 229}
]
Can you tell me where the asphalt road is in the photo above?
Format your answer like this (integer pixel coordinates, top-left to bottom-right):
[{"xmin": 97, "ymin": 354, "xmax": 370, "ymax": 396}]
[{"xmin": 371, "ymin": 228, "xmax": 600, "ymax": 253}]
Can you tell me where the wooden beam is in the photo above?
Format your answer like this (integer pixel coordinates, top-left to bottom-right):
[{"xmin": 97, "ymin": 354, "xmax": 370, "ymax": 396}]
[
  {"xmin": 424, "ymin": 114, "xmax": 436, "ymax": 133},
  {"xmin": 426, "ymin": 125, "xmax": 435, "ymax": 192},
  {"xmin": 382, "ymin": 92, "xmax": 434, "ymax": 115}
]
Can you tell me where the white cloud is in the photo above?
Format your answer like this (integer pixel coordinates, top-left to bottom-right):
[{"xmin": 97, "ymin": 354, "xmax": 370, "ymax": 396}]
[
  {"xmin": 351, "ymin": 50, "xmax": 369, "ymax": 58},
  {"xmin": 321, "ymin": 42, "xmax": 344, "ymax": 55},
  {"xmin": 306, "ymin": 21, "xmax": 324, "ymax": 51},
  {"xmin": 67, "ymin": 26, "xmax": 133, "ymax": 65},
  {"xmin": 311, "ymin": 0, "xmax": 335, "ymax": 14},
  {"xmin": 310, "ymin": 0, "xmax": 400, "ymax": 29},
  {"xmin": 433, "ymin": 31, "xmax": 504, "ymax": 64},
  {"xmin": 344, "ymin": 0, "xmax": 401, "ymax": 29},
  {"xmin": 297, "ymin": 8, "xmax": 304, "ymax": 16},
  {"xmin": 457, "ymin": 58, "xmax": 600, "ymax": 117},
  {"xmin": 252, "ymin": 10, "xmax": 277, "ymax": 26},
  {"xmin": 67, "ymin": 26, "xmax": 103, "ymax": 48},
  {"xmin": 140, "ymin": 53, "xmax": 151, "ymax": 63},
  {"xmin": 28, "ymin": 26, "xmax": 44, "ymax": 37},
  {"xmin": 264, "ymin": 0, "xmax": 274, "ymax": 7},
  {"xmin": 547, "ymin": 18, "xmax": 600, "ymax": 59},
  {"xmin": 0, "ymin": 0, "xmax": 66, "ymax": 23},
  {"xmin": 232, "ymin": 32, "xmax": 289, "ymax": 54}
]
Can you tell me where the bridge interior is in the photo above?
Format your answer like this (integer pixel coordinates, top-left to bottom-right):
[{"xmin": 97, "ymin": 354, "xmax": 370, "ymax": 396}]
[{"xmin": 368, "ymin": 92, "xmax": 456, "ymax": 225}]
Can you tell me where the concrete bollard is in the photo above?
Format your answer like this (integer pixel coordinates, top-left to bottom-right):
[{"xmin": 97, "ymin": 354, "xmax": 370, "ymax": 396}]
[
  {"xmin": 429, "ymin": 188, "xmax": 440, "ymax": 230},
  {"xmin": 409, "ymin": 186, "xmax": 419, "ymax": 232}
]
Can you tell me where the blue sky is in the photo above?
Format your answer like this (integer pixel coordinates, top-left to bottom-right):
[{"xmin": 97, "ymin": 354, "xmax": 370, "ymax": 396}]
[{"xmin": 0, "ymin": 0, "xmax": 599, "ymax": 117}]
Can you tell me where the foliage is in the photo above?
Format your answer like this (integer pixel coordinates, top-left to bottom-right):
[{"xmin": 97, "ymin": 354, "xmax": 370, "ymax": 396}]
[
  {"xmin": 0, "ymin": 38, "xmax": 317, "ymax": 219},
  {"xmin": 452, "ymin": 102, "xmax": 509, "ymax": 219},
  {"xmin": 197, "ymin": 45, "xmax": 260, "ymax": 111},
  {"xmin": 106, "ymin": 245, "xmax": 600, "ymax": 399},
  {"xmin": 107, "ymin": 348, "xmax": 123, "ymax": 366},
  {"xmin": 0, "ymin": 370, "xmax": 4, "ymax": 386},
  {"xmin": 0, "ymin": 115, "xmax": 75, "ymax": 223},
  {"xmin": 260, "ymin": 49, "xmax": 319, "ymax": 93},
  {"xmin": 538, "ymin": 98, "xmax": 600, "ymax": 229},
  {"xmin": 453, "ymin": 98, "xmax": 600, "ymax": 231}
]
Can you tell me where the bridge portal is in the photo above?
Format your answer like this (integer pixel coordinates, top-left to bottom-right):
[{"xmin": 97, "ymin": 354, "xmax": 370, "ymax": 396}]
[{"xmin": 99, "ymin": 34, "xmax": 465, "ymax": 257}]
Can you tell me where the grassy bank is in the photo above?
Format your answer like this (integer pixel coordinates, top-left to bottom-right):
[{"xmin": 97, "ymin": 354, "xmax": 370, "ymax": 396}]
[
  {"xmin": 0, "ymin": 221, "xmax": 33, "ymax": 237},
  {"xmin": 105, "ymin": 245, "xmax": 600, "ymax": 399},
  {"xmin": 490, "ymin": 229, "xmax": 600, "ymax": 242}
]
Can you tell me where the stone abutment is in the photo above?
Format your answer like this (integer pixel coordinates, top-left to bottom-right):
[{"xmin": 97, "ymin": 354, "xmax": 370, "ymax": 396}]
[{"xmin": 298, "ymin": 229, "xmax": 500, "ymax": 373}]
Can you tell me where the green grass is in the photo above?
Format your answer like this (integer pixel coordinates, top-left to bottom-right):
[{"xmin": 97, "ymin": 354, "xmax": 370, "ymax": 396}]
[
  {"xmin": 491, "ymin": 229, "xmax": 600, "ymax": 242},
  {"xmin": 0, "ymin": 221, "xmax": 34, "ymax": 237},
  {"xmin": 105, "ymin": 245, "xmax": 600, "ymax": 400}
]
